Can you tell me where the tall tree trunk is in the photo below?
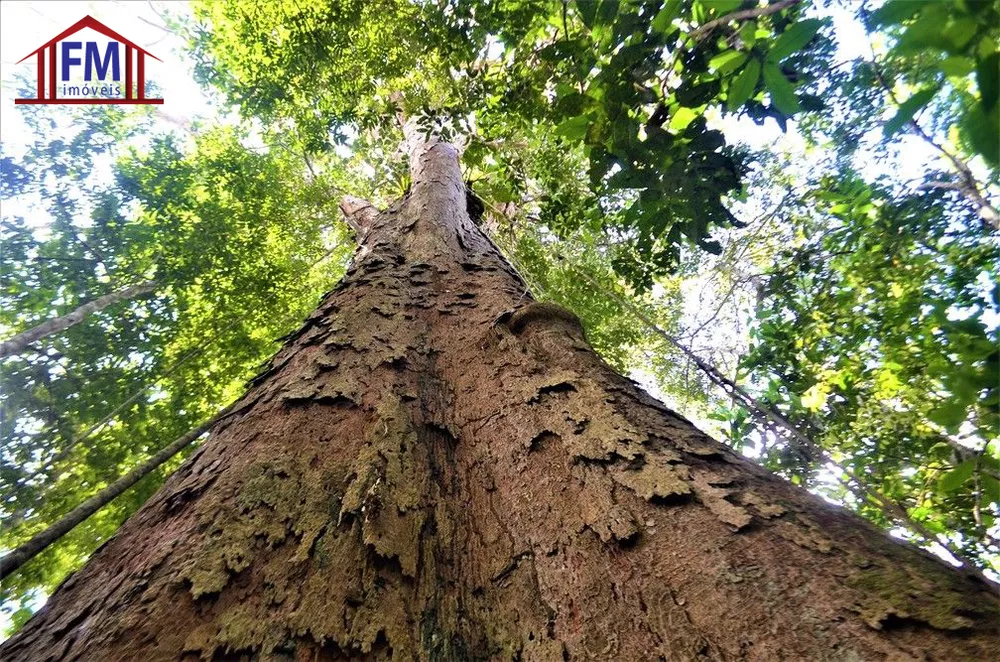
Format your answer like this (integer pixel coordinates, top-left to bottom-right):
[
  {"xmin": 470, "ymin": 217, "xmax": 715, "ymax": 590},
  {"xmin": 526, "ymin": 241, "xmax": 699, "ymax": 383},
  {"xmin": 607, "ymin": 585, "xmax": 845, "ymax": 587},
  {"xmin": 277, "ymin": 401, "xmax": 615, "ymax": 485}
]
[
  {"xmin": 3, "ymin": 139, "xmax": 998, "ymax": 661},
  {"xmin": 0, "ymin": 281, "xmax": 158, "ymax": 358}
]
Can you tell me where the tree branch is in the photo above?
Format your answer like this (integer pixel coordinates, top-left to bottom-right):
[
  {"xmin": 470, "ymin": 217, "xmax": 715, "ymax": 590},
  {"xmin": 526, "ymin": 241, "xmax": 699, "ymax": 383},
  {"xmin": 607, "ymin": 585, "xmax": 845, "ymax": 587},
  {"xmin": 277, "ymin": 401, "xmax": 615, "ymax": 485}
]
[
  {"xmin": 871, "ymin": 62, "xmax": 1000, "ymax": 230},
  {"xmin": 913, "ymin": 126, "xmax": 1000, "ymax": 230},
  {"xmin": 339, "ymin": 195, "xmax": 379, "ymax": 237},
  {"xmin": 689, "ymin": 0, "xmax": 801, "ymax": 42},
  {"xmin": 0, "ymin": 400, "xmax": 244, "ymax": 581},
  {"xmin": 0, "ymin": 281, "xmax": 158, "ymax": 358},
  {"xmin": 31, "ymin": 346, "xmax": 205, "ymax": 478}
]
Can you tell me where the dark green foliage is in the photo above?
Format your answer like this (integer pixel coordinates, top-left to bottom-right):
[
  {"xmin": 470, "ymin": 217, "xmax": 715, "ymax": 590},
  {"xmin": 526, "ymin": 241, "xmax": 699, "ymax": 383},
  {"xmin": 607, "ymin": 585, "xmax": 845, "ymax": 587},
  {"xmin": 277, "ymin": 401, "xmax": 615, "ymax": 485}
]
[
  {"xmin": 190, "ymin": 0, "xmax": 832, "ymax": 287},
  {"xmin": 740, "ymin": 175, "xmax": 999, "ymax": 566},
  {"xmin": 867, "ymin": 0, "xmax": 1000, "ymax": 165}
]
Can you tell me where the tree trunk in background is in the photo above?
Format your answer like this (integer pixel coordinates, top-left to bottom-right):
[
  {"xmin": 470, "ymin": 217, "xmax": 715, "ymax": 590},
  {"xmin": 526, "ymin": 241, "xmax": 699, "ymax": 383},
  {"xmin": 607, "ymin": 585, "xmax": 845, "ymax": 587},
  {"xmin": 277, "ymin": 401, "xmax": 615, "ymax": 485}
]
[
  {"xmin": 0, "ymin": 280, "xmax": 158, "ymax": 358},
  {"xmin": 3, "ymin": 139, "xmax": 998, "ymax": 661}
]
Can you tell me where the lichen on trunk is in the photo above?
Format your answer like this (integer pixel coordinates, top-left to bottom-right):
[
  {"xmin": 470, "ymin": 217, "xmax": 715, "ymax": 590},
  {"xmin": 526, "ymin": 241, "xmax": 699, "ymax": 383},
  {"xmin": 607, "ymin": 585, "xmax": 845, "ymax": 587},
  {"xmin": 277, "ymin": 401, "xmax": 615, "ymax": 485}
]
[{"xmin": 4, "ymin": 137, "xmax": 998, "ymax": 661}]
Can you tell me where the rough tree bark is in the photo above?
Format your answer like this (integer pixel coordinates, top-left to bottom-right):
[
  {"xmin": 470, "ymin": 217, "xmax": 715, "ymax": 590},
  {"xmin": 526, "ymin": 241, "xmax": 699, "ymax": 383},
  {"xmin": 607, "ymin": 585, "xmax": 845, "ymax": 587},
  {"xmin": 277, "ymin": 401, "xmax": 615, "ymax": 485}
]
[{"xmin": 3, "ymin": 136, "xmax": 998, "ymax": 661}]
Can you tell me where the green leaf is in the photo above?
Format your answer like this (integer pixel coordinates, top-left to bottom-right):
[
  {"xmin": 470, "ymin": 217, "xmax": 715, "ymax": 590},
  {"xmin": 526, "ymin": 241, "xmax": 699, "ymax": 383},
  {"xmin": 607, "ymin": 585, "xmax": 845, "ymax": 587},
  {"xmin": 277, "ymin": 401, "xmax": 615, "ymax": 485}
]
[
  {"xmin": 983, "ymin": 475, "xmax": 1000, "ymax": 504},
  {"xmin": 676, "ymin": 80, "xmax": 718, "ymax": 107},
  {"xmin": 555, "ymin": 115, "xmax": 591, "ymax": 141},
  {"xmin": 882, "ymin": 86, "xmax": 939, "ymax": 138},
  {"xmin": 710, "ymin": 50, "xmax": 749, "ymax": 75},
  {"xmin": 595, "ymin": 0, "xmax": 619, "ymax": 28},
  {"xmin": 940, "ymin": 56, "xmax": 974, "ymax": 77},
  {"xmin": 941, "ymin": 18, "xmax": 978, "ymax": 53},
  {"xmin": 919, "ymin": 516, "xmax": 948, "ymax": 535},
  {"xmin": 928, "ymin": 400, "xmax": 968, "ymax": 430},
  {"xmin": 977, "ymin": 51, "xmax": 999, "ymax": 110},
  {"xmin": 651, "ymin": 0, "xmax": 681, "ymax": 34},
  {"xmin": 962, "ymin": 101, "xmax": 999, "ymax": 165},
  {"xmin": 688, "ymin": 129, "xmax": 725, "ymax": 152},
  {"xmin": 937, "ymin": 459, "xmax": 976, "ymax": 493},
  {"xmin": 767, "ymin": 19, "xmax": 823, "ymax": 62},
  {"xmin": 576, "ymin": 0, "xmax": 599, "ymax": 28},
  {"xmin": 669, "ymin": 106, "xmax": 698, "ymax": 131},
  {"xmin": 707, "ymin": 0, "xmax": 741, "ymax": 14},
  {"xmin": 869, "ymin": 0, "xmax": 924, "ymax": 27},
  {"xmin": 894, "ymin": 3, "xmax": 952, "ymax": 54},
  {"xmin": 763, "ymin": 63, "xmax": 801, "ymax": 114},
  {"xmin": 727, "ymin": 59, "xmax": 761, "ymax": 111}
]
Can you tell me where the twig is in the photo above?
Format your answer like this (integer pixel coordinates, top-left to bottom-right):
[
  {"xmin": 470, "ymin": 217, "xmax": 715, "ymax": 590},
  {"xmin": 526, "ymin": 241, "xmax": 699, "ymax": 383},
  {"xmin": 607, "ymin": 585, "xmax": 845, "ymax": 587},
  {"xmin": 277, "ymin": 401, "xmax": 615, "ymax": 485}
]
[
  {"xmin": 685, "ymin": 190, "xmax": 795, "ymax": 341},
  {"xmin": 869, "ymin": 55, "xmax": 999, "ymax": 229},
  {"xmin": 689, "ymin": 0, "xmax": 802, "ymax": 42}
]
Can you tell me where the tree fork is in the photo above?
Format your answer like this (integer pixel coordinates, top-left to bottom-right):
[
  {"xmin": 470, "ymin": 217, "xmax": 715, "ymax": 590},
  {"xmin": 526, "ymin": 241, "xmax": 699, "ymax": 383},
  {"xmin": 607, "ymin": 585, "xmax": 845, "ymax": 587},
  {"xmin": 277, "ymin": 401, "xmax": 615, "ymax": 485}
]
[
  {"xmin": 340, "ymin": 195, "xmax": 380, "ymax": 237},
  {"xmin": 3, "ymin": 138, "xmax": 999, "ymax": 660}
]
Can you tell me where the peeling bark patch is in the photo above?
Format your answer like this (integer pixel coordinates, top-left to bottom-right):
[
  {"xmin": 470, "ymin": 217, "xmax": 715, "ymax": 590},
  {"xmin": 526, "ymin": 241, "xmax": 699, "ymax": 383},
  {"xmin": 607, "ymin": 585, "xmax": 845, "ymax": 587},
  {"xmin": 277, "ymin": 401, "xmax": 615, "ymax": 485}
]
[
  {"xmin": 180, "ymin": 458, "xmax": 344, "ymax": 601},
  {"xmin": 610, "ymin": 456, "xmax": 691, "ymax": 502},
  {"xmin": 340, "ymin": 397, "xmax": 428, "ymax": 577},
  {"xmin": 280, "ymin": 383, "xmax": 318, "ymax": 402},
  {"xmin": 314, "ymin": 355, "xmax": 339, "ymax": 370},
  {"xmin": 738, "ymin": 490, "xmax": 787, "ymax": 518},
  {"xmin": 690, "ymin": 472, "xmax": 753, "ymax": 531},
  {"xmin": 847, "ymin": 564, "xmax": 996, "ymax": 632},
  {"xmin": 774, "ymin": 515, "xmax": 834, "ymax": 553},
  {"xmin": 579, "ymin": 467, "xmax": 640, "ymax": 543}
]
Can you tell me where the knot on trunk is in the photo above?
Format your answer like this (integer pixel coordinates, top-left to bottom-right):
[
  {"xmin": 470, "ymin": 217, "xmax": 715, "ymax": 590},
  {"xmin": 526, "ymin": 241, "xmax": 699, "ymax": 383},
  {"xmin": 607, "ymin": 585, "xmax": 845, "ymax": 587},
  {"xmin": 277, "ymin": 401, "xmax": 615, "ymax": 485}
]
[{"xmin": 497, "ymin": 302, "xmax": 586, "ymax": 342}]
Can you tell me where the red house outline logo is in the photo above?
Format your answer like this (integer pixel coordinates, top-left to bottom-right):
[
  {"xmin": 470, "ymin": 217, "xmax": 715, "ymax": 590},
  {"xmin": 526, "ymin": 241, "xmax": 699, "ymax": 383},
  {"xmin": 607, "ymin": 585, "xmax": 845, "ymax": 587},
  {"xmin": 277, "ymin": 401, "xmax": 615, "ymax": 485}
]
[{"xmin": 15, "ymin": 15, "xmax": 164, "ymax": 105}]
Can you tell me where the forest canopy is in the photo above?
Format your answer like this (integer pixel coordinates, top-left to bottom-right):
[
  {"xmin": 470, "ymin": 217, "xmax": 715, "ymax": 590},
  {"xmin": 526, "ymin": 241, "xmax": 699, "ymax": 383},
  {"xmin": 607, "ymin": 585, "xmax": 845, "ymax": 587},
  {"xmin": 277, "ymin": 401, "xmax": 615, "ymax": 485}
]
[{"xmin": 1, "ymin": 0, "xmax": 998, "ymax": 634}]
